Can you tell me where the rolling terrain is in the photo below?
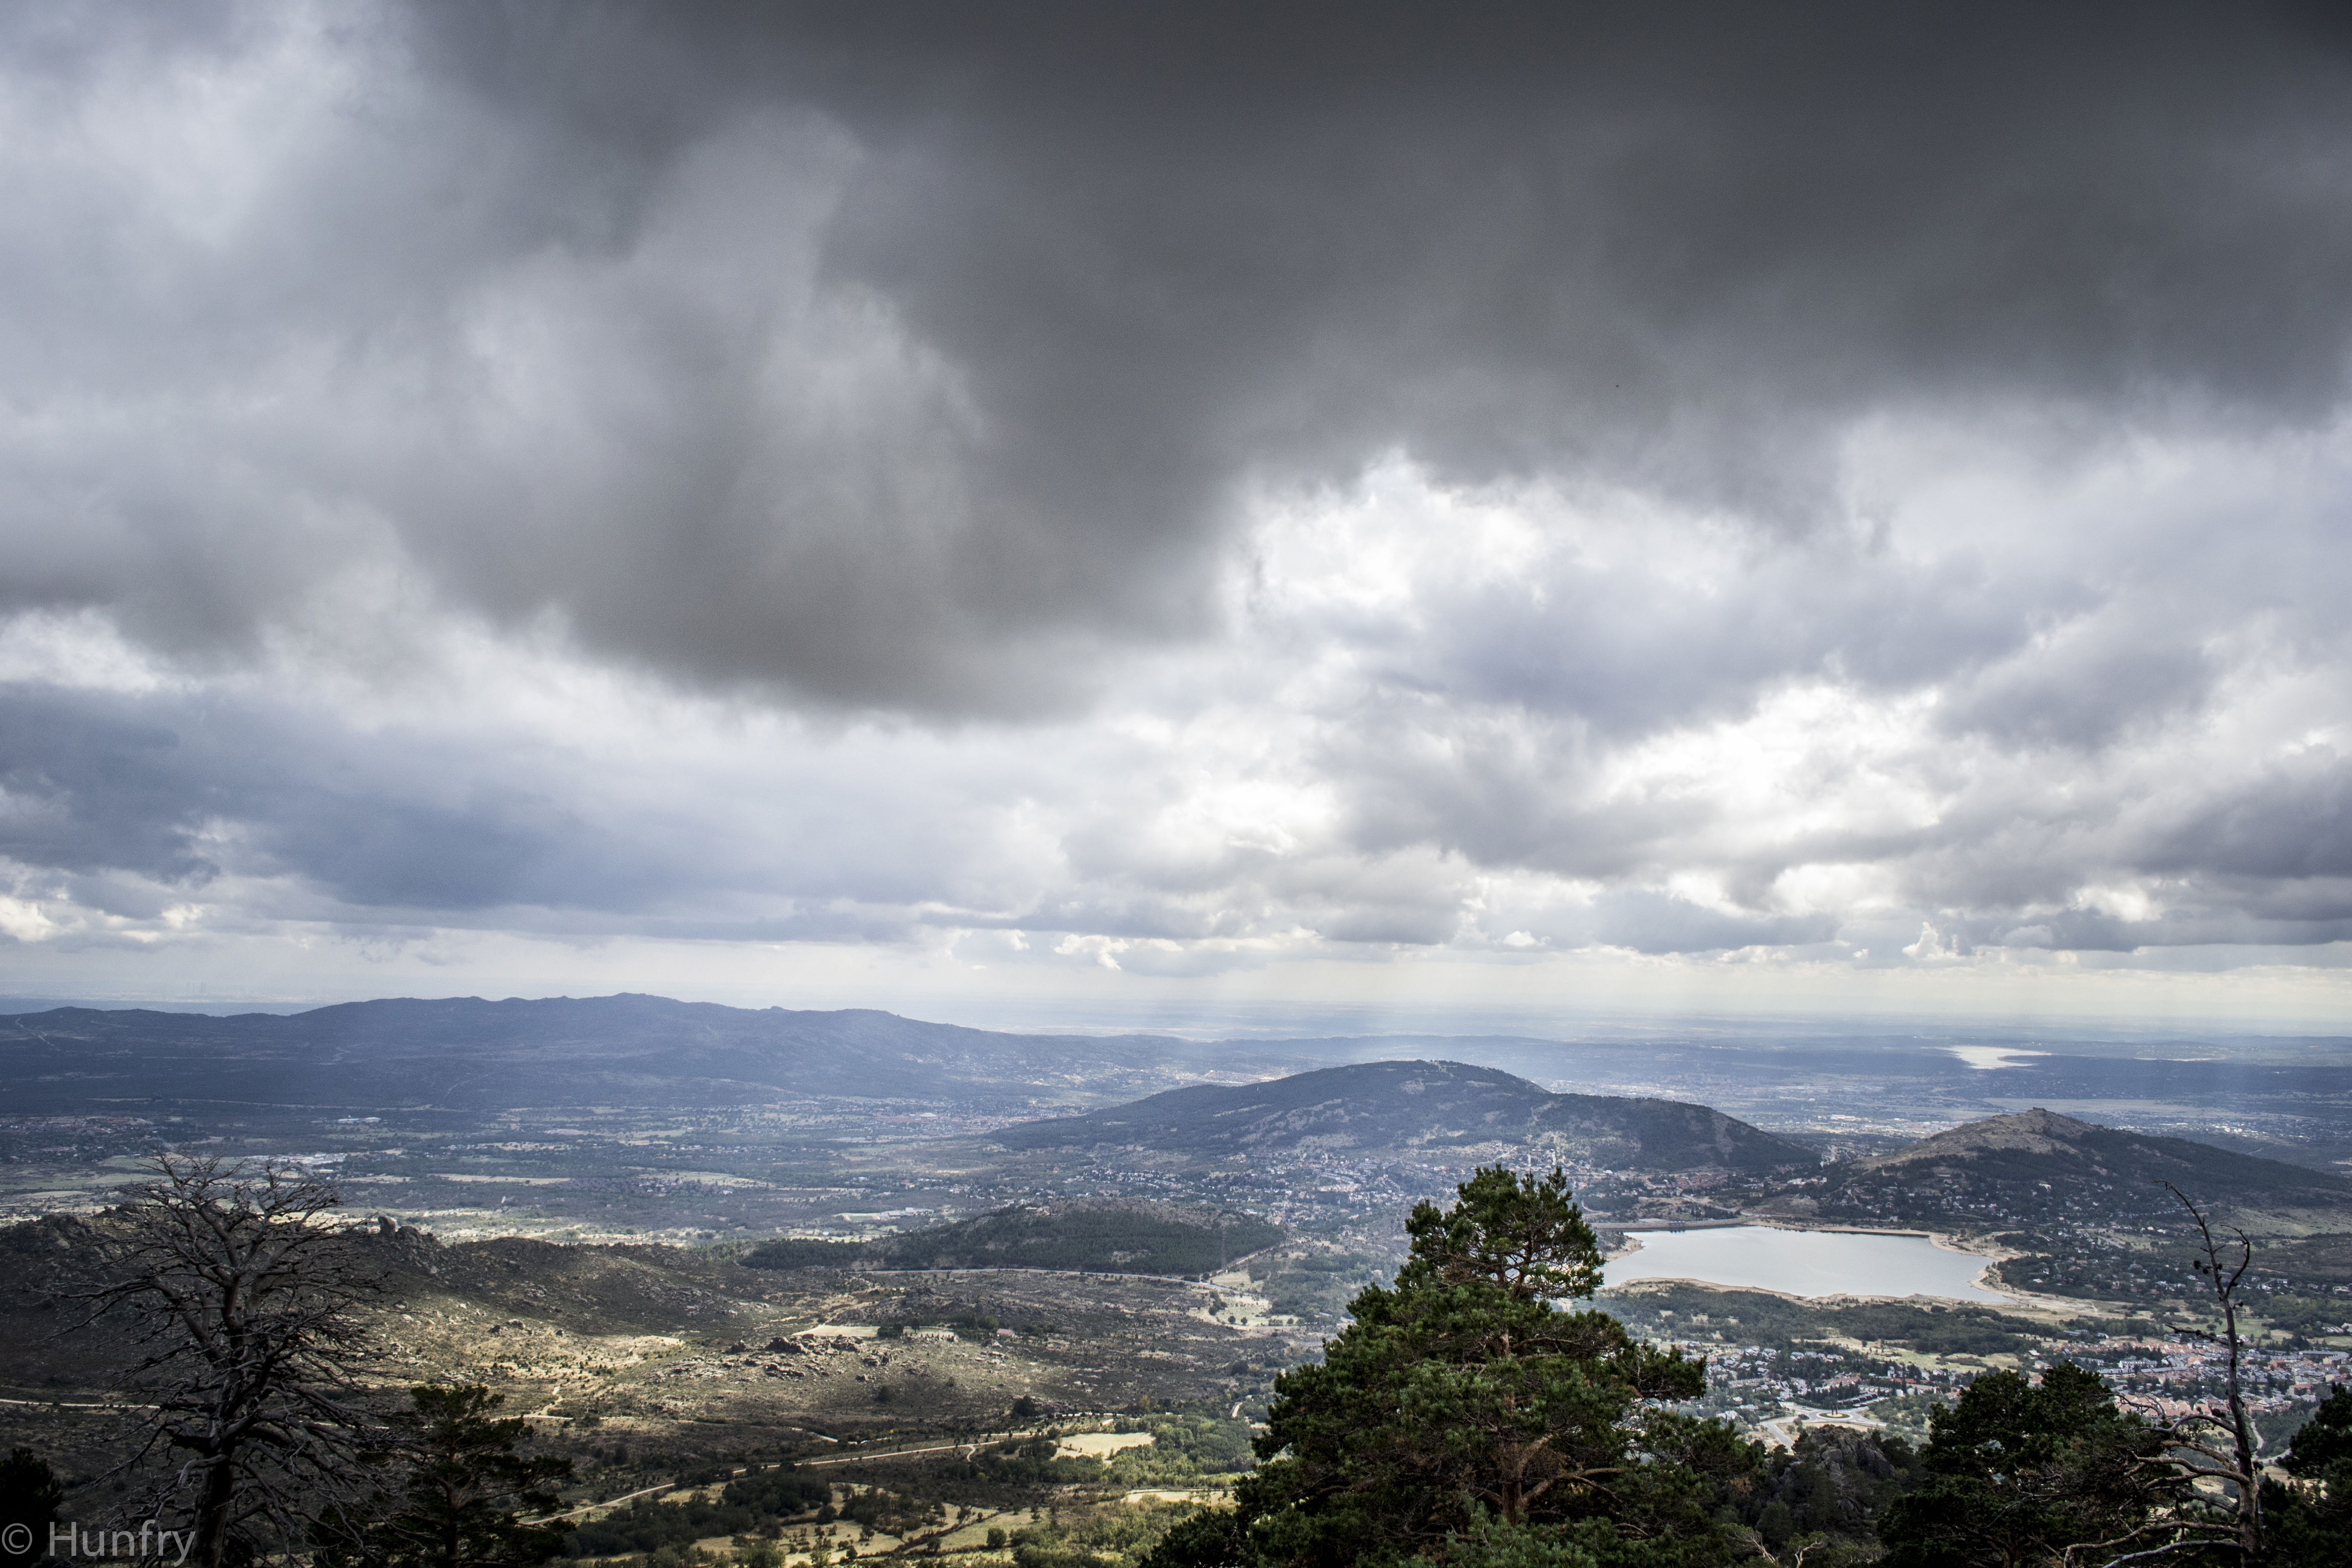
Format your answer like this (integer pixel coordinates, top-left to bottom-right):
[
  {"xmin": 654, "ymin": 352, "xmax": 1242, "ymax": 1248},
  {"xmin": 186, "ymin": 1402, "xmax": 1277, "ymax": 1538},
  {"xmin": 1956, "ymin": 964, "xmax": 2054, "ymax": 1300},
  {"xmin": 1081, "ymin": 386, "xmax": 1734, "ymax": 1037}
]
[
  {"xmin": 9, "ymin": 1060, "xmax": 2352, "ymax": 1549},
  {"xmin": 0, "ymin": 995, "xmax": 1229, "ymax": 1113},
  {"xmin": 0, "ymin": 1202, "xmax": 1318, "ymax": 1486}
]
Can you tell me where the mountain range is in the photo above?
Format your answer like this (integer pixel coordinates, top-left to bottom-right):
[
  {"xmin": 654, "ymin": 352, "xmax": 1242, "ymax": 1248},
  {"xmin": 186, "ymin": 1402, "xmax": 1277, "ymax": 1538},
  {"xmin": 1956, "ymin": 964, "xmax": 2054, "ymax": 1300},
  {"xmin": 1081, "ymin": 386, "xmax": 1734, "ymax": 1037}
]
[
  {"xmin": 7, "ymin": 995, "xmax": 2345, "ymax": 1228},
  {"xmin": 0, "ymin": 994, "xmax": 1210, "ymax": 1111}
]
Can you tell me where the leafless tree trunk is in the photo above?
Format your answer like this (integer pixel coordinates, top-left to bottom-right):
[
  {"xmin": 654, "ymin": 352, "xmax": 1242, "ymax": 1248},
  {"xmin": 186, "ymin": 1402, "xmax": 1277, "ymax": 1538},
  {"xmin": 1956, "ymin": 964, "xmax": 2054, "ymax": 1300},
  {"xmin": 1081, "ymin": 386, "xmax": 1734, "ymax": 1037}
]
[
  {"xmin": 2064, "ymin": 1188, "xmax": 2268, "ymax": 1567},
  {"xmin": 2162, "ymin": 1183, "xmax": 2263, "ymax": 1565},
  {"xmin": 72, "ymin": 1155, "xmax": 384, "ymax": 1568}
]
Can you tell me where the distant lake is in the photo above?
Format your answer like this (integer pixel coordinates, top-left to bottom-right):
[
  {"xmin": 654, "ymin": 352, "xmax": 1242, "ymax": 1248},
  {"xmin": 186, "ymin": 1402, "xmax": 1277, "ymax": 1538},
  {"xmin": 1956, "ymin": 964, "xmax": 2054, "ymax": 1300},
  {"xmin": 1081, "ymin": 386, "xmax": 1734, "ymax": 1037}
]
[{"xmin": 1602, "ymin": 1225, "xmax": 2012, "ymax": 1303}]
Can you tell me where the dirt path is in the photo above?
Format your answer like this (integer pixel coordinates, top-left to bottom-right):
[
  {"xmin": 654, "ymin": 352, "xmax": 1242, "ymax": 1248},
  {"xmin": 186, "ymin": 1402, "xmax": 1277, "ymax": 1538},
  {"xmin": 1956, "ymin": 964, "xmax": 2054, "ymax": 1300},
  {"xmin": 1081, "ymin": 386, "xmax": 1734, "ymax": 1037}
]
[
  {"xmin": 799, "ymin": 1440, "xmax": 981, "ymax": 1468},
  {"xmin": 547, "ymin": 1482, "xmax": 679, "ymax": 1522}
]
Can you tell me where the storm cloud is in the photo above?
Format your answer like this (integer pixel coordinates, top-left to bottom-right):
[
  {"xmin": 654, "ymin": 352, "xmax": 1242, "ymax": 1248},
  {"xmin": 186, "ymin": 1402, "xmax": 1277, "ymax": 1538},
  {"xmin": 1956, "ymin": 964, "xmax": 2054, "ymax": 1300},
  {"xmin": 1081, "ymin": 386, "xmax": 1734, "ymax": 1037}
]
[{"xmin": 2, "ymin": 2, "xmax": 2350, "ymax": 993}]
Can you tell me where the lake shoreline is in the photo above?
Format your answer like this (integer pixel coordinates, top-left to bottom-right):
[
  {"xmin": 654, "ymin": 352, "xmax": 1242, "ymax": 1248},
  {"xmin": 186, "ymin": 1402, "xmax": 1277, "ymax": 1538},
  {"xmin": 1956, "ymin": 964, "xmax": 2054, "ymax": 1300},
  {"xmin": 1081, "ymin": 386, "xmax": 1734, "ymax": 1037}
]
[{"xmin": 1599, "ymin": 1222, "xmax": 2019, "ymax": 1304}]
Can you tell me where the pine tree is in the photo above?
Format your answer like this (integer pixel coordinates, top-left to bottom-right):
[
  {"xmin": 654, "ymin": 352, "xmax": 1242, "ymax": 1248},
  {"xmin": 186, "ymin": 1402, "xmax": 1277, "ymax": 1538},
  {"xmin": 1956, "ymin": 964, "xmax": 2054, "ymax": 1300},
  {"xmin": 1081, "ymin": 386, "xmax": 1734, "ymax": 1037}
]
[
  {"xmin": 1147, "ymin": 1166, "xmax": 1759, "ymax": 1568},
  {"xmin": 2264, "ymin": 1383, "xmax": 2352, "ymax": 1568},
  {"xmin": 1, "ymin": 1448, "xmax": 65, "ymax": 1568},
  {"xmin": 1877, "ymin": 1365, "xmax": 2174, "ymax": 1568},
  {"xmin": 316, "ymin": 1385, "xmax": 574, "ymax": 1568}
]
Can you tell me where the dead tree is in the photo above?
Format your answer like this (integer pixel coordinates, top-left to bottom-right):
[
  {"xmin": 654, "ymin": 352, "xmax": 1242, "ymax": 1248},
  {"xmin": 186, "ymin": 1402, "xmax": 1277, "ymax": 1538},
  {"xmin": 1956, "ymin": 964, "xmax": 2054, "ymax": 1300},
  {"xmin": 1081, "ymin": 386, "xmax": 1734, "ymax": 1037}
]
[
  {"xmin": 2162, "ymin": 1183, "xmax": 2264, "ymax": 1565},
  {"xmin": 2068, "ymin": 1185, "xmax": 2266, "ymax": 1566},
  {"xmin": 74, "ymin": 1155, "xmax": 383, "ymax": 1568}
]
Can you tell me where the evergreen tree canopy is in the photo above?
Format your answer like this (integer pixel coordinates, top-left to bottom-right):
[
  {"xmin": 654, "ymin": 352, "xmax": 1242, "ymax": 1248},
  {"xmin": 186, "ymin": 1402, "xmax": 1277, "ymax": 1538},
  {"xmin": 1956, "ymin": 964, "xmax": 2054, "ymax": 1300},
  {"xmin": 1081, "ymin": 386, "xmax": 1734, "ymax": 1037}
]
[
  {"xmin": 1877, "ymin": 1364, "xmax": 2172, "ymax": 1568},
  {"xmin": 1, "ymin": 1448, "xmax": 65, "ymax": 1568},
  {"xmin": 2279, "ymin": 1382, "xmax": 2352, "ymax": 1480},
  {"xmin": 2265, "ymin": 1383, "xmax": 2352, "ymax": 1568},
  {"xmin": 1732, "ymin": 1424, "xmax": 1920, "ymax": 1562},
  {"xmin": 1148, "ymin": 1166, "xmax": 1759, "ymax": 1568},
  {"xmin": 316, "ymin": 1386, "xmax": 573, "ymax": 1568}
]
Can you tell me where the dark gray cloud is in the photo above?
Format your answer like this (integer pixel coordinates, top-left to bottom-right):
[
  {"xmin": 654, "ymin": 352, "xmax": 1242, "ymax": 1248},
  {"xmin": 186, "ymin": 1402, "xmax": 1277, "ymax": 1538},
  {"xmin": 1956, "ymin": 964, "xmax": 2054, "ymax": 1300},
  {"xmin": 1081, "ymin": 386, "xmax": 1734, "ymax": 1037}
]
[
  {"xmin": 0, "ymin": 684, "xmax": 658, "ymax": 915},
  {"xmin": 2149, "ymin": 753, "xmax": 2352, "ymax": 885},
  {"xmin": 4, "ymin": 4, "xmax": 2352, "ymax": 979},
  {"xmin": 6, "ymin": 3, "xmax": 2352, "ymax": 713},
  {"xmin": 1576, "ymin": 892, "xmax": 1842, "ymax": 957},
  {"xmin": 0, "ymin": 677, "xmax": 1068, "ymax": 946}
]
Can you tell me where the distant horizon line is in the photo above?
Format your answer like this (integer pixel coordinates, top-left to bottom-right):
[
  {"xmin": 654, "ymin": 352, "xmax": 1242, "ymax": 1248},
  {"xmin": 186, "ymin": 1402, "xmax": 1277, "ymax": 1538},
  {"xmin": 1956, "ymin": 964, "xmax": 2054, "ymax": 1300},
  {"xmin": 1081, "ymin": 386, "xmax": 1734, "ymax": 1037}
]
[{"xmin": 3, "ymin": 987, "xmax": 2345, "ymax": 1044}]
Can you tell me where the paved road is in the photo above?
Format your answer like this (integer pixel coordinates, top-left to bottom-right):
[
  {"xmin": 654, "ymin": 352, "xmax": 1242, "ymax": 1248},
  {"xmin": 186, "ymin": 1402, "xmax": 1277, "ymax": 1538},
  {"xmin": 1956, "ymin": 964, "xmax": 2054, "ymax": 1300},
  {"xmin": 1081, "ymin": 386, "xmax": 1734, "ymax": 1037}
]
[
  {"xmin": 800, "ymin": 1440, "xmax": 982, "ymax": 1468},
  {"xmin": 548, "ymin": 1482, "xmax": 681, "ymax": 1522},
  {"xmin": 859, "ymin": 1266, "xmax": 1214, "ymax": 1285},
  {"xmin": 1755, "ymin": 1408, "xmax": 1888, "ymax": 1449},
  {"xmin": 797, "ymin": 1425, "xmax": 1068, "ymax": 1468}
]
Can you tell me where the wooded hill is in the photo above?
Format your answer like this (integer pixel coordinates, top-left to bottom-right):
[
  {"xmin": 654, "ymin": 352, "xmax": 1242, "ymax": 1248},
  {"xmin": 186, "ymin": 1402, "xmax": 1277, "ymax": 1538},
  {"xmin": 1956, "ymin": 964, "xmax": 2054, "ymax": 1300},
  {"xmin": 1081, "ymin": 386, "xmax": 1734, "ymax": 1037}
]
[
  {"xmin": 742, "ymin": 1200, "xmax": 1282, "ymax": 1277},
  {"xmin": 994, "ymin": 1058, "xmax": 1816, "ymax": 1172},
  {"xmin": 1820, "ymin": 1107, "xmax": 2352, "ymax": 1230}
]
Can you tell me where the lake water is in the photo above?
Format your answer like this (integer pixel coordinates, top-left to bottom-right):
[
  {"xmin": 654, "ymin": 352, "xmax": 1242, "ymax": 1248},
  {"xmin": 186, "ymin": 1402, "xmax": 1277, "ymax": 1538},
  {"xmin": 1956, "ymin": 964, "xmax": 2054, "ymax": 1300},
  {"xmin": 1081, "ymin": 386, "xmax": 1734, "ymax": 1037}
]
[{"xmin": 1602, "ymin": 1225, "xmax": 2012, "ymax": 1303}]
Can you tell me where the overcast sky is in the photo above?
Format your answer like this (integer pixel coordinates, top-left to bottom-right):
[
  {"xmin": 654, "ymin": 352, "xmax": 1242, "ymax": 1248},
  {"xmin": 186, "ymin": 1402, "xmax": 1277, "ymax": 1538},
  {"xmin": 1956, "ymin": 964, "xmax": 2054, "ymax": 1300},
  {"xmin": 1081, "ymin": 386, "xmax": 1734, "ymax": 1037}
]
[{"xmin": 4, "ymin": 2, "xmax": 2351, "ymax": 1026}]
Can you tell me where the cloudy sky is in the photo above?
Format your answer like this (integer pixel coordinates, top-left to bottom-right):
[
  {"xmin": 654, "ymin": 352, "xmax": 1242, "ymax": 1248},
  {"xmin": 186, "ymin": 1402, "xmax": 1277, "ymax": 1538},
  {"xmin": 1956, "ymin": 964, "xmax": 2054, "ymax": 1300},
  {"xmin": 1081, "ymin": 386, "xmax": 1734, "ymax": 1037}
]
[{"xmin": 4, "ymin": 2, "xmax": 2351, "ymax": 1025}]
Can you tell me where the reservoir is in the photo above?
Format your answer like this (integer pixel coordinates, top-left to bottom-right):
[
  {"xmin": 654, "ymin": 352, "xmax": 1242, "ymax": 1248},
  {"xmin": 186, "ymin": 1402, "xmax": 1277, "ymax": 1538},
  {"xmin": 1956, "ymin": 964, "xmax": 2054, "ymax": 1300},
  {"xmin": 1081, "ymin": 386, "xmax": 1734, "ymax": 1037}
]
[{"xmin": 1602, "ymin": 1224, "xmax": 2012, "ymax": 1303}]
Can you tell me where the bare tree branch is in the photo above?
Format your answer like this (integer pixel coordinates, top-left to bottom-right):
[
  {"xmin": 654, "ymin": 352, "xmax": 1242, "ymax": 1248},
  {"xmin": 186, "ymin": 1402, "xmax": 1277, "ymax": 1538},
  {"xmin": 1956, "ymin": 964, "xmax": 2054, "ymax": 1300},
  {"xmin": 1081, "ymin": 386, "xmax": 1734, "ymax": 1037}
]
[
  {"xmin": 2155, "ymin": 1183, "xmax": 2263, "ymax": 1566},
  {"xmin": 67, "ymin": 1155, "xmax": 388, "ymax": 1568}
]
